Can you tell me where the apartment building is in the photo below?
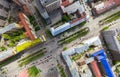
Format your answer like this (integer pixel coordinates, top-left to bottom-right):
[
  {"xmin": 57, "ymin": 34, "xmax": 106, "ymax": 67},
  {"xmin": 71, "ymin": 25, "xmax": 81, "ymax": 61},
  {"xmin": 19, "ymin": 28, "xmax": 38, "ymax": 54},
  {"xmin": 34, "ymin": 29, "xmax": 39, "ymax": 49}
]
[
  {"xmin": 50, "ymin": 0, "xmax": 86, "ymax": 36},
  {"xmin": 62, "ymin": 36, "xmax": 114, "ymax": 77},
  {"xmin": 40, "ymin": 0, "xmax": 61, "ymax": 12},
  {"xmin": 0, "ymin": 0, "xmax": 10, "ymax": 27}
]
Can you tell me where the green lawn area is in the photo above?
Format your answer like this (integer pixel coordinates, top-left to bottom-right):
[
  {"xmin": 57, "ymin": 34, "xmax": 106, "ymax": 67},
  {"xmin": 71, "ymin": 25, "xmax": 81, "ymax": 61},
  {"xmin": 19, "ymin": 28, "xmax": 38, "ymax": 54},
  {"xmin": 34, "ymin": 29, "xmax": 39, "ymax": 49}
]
[
  {"xmin": 63, "ymin": 47, "xmax": 67, "ymax": 51},
  {"xmin": 18, "ymin": 48, "xmax": 46, "ymax": 62},
  {"xmin": 45, "ymin": 29, "xmax": 53, "ymax": 38},
  {"xmin": 102, "ymin": 26, "xmax": 109, "ymax": 31},
  {"xmin": 28, "ymin": 66, "xmax": 40, "ymax": 77},
  {"xmin": 18, "ymin": 48, "xmax": 45, "ymax": 67},
  {"xmin": 2, "ymin": 30, "xmax": 26, "ymax": 47},
  {"xmin": 71, "ymin": 53, "xmax": 82, "ymax": 61},
  {"xmin": 99, "ymin": 11, "xmax": 120, "ymax": 25},
  {"xmin": 58, "ymin": 27, "xmax": 89, "ymax": 45},
  {"xmin": 57, "ymin": 64, "xmax": 66, "ymax": 77},
  {"xmin": 0, "ymin": 46, "xmax": 7, "ymax": 51}
]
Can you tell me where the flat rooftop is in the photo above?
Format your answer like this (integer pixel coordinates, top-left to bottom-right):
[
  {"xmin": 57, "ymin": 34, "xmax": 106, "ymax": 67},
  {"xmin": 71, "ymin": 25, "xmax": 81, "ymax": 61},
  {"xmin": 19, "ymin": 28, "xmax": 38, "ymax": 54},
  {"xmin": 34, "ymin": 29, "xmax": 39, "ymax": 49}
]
[
  {"xmin": 40, "ymin": 0, "xmax": 57, "ymax": 6},
  {"xmin": 0, "ymin": 0, "xmax": 9, "ymax": 9},
  {"xmin": 0, "ymin": 9, "xmax": 8, "ymax": 18},
  {"xmin": 0, "ymin": 23, "xmax": 19, "ymax": 35}
]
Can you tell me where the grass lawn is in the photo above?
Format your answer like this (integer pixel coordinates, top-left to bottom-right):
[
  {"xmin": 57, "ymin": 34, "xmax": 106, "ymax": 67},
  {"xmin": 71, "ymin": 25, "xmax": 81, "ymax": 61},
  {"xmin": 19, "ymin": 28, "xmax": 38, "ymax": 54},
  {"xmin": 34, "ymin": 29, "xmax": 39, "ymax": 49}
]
[
  {"xmin": 102, "ymin": 26, "xmax": 109, "ymax": 31},
  {"xmin": 57, "ymin": 64, "xmax": 66, "ymax": 77},
  {"xmin": 71, "ymin": 54, "xmax": 82, "ymax": 61},
  {"xmin": 18, "ymin": 48, "xmax": 45, "ymax": 62},
  {"xmin": 28, "ymin": 66, "xmax": 40, "ymax": 77},
  {"xmin": 18, "ymin": 48, "xmax": 45, "ymax": 67},
  {"xmin": 58, "ymin": 27, "xmax": 89, "ymax": 45},
  {"xmin": 63, "ymin": 47, "xmax": 67, "ymax": 51},
  {"xmin": 45, "ymin": 29, "xmax": 53, "ymax": 38},
  {"xmin": 99, "ymin": 11, "xmax": 120, "ymax": 25}
]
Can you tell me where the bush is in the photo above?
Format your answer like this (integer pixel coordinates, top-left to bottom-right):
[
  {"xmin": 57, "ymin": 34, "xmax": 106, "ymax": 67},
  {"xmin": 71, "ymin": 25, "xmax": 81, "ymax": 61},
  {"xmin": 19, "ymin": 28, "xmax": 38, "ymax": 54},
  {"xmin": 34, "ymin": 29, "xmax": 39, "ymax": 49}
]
[
  {"xmin": 0, "ymin": 46, "xmax": 6, "ymax": 51},
  {"xmin": 63, "ymin": 47, "xmax": 67, "ymax": 51},
  {"xmin": 102, "ymin": 26, "xmax": 109, "ymax": 31},
  {"xmin": 62, "ymin": 14, "xmax": 70, "ymax": 22},
  {"xmin": 58, "ymin": 64, "xmax": 66, "ymax": 77},
  {"xmin": 45, "ymin": 29, "xmax": 53, "ymax": 38},
  {"xmin": 28, "ymin": 66, "xmax": 40, "ymax": 77}
]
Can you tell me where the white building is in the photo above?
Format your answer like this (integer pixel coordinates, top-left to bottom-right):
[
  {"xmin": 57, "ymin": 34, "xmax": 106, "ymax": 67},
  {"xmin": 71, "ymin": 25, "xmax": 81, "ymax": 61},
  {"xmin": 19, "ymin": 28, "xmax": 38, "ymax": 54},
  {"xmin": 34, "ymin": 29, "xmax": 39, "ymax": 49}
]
[{"xmin": 62, "ymin": 36, "xmax": 102, "ymax": 77}]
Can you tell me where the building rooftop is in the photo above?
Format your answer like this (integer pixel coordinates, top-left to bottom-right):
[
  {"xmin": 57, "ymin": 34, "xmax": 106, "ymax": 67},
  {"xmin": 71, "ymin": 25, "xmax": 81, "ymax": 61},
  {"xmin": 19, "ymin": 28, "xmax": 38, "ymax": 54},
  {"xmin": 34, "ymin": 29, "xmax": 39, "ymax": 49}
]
[
  {"xmin": 35, "ymin": 0, "xmax": 49, "ymax": 19},
  {"xmin": 18, "ymin": 13, "xmax": 35, "ymax": 40},
  {"xmin": 40, "ymin": 0, "xmax": 57, "ymax": 6},
  {"xmin": 0, "ymin": 9, "xmax": 8, "ymax": 18},
  {"xmin": 0, "ymin": 19, "xmax": 6, "ymax": 27},
  {"xmin": 50, "ymin": 22, "xmax": 71, "ymax": 36},
  {"xmin": 19, "ymin": 69, "xmax": 29, "ymax": 77},
  {"xmin": 0, "ymin": 49, "xmax": 14, "ymax": 62},
  {"xmin": 0, "ymin": 0, "xmax": 10, "ymax": 9},
  {"xmin": 61, "ymin": 1, "xmax": 85, "ymax": 15},
  {"xmin": 0, "ymin": 23, "xmax": 20, "ymax": 35},
  {"xmin": 61, "ymin": 0, "xmax": 74, "ymax": 6},
  {"xmin": 62, "ymin": 36, "xmax": 102, "ymax": 77}
]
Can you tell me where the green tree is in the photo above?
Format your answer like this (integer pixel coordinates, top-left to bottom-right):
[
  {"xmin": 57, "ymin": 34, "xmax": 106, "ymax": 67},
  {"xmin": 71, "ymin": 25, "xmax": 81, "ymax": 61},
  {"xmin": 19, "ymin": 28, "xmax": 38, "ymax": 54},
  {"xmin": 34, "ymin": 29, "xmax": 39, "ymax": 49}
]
[{"xmin": 62, "ymin": 14, "xmax": 70, "ymax": 22}]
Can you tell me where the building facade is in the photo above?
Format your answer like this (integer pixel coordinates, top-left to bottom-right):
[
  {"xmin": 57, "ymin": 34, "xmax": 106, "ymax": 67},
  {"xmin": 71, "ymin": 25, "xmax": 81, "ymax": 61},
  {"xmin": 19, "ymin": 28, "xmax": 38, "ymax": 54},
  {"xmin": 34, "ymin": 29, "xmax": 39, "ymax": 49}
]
[
  {"xmin": 62, "ymin": 36, "xmax": 114, "ymax": 77},
  {"xmin": 40, "ymin": 0, "xmax": 61, "ymax": 12},
  {"xmin": 102, "ymin": 29, "xmax": 120, "ymax": 52},
  {"xmin": 0, "ymin": 0, "xmax": 10, "ymax": 27},
  {"xmin": 35, "ymin": 0, "xmax": 51, "ymax": 25}
]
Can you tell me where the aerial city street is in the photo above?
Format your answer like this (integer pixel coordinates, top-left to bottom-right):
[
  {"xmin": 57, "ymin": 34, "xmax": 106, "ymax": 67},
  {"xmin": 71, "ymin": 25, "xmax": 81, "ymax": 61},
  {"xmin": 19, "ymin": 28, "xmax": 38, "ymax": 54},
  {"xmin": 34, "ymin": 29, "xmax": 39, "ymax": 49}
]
[{"xmin": 0, "ymin": 0, "xmax": 120, "ymax": 77}]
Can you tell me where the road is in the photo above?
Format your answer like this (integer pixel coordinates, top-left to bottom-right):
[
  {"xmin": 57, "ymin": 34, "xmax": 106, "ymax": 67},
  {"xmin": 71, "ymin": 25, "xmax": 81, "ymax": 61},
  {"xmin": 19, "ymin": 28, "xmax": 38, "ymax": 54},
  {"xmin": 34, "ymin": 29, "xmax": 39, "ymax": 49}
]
[{"xmin": 1, "ymin": 2, "xmax": 120, "ymax": 77}]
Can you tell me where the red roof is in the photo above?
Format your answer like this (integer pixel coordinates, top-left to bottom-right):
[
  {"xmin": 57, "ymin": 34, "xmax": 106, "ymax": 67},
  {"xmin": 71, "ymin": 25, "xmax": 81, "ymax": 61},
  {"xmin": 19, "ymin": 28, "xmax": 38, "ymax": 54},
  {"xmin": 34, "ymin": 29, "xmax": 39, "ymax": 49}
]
[
  {"xmin": 70, "ymin": 12, "xmax": 86, "ymax": 24},
  {"xmin": 18, "ymin": 12, "xmax": 35, "ymax": 40},
  {"xmin": 61, "ymin": 0, "xmax": 70, "ymax": 6},
  {"xmin": 19, "ymin": 69, "xmax": 29, "ymax": 77},
  {"xmin": 90, "ymin": 61, "xmax": 102, "ymax": 77}
]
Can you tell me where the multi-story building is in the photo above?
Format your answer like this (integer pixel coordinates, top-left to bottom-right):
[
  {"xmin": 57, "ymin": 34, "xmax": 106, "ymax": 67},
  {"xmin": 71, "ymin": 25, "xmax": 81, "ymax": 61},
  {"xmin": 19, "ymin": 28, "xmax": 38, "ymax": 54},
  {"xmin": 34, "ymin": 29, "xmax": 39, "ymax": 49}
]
[
  {"xmin": 50, "ymin": 0, "xmax": 86, "ymax": 36},
  {"xmin": 35, "ymin": 0, "xmax": 51, "ymax": 25},
  {"xmin": 12, "ymin": 0, "xmax": 30, "ymax": 15},
  {"xmin": 0, "ymin": 23, "xmax": 21, "ymax": 35},
  {"xmin": 87, "ymin": 0, "xmax": 120, "ymax": 15},
  {"xmin": 40, "ymin": 0, "xmax": 61, "ymax": 12},
  {"xmin": 102, "ymin": 28, "xmax": 120, "ymax": 52},
  {"xmin": 18, "ymin": 12, "xmax": 37, "ymax": 40},
  {"xmin": 62, "ymin": 36, "xmax": 114, "ymax": 77},
  {"xmin": 0, "ymin": 0, "xmax": 10, "ymax": 27}
]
